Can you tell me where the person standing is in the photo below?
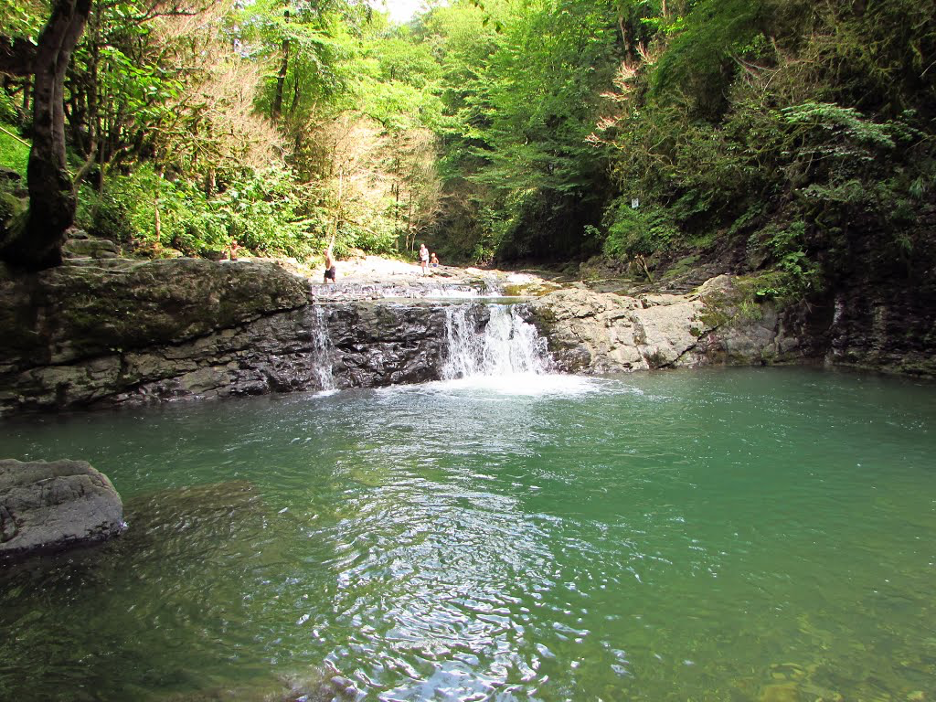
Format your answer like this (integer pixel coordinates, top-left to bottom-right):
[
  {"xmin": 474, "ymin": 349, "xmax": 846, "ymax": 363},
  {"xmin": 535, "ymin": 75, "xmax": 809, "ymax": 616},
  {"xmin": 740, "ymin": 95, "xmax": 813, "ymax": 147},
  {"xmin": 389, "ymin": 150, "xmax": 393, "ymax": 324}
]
[
  {"xmin": 419, "ymin": 243, "xmax": 429, "ymax": 275},
  {"xmin": 324, "ymin": 236, "xmax": 337, "ymax": 283}
]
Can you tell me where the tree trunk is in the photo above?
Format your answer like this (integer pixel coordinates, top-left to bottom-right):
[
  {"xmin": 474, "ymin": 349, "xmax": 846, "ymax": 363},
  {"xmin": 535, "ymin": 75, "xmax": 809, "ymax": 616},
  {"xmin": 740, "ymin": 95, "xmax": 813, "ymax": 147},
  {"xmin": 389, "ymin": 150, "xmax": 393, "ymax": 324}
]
[
  {"xmin": 0, "ymin": 0, "xmax": 93, "ymax": 271},
  {"xmin": 271, "ymin": 7, "xmax": 290, "ymax": 120},
  {"xmin": 272, "ymin": 39, "xmax": 289, "ymax": 119}
]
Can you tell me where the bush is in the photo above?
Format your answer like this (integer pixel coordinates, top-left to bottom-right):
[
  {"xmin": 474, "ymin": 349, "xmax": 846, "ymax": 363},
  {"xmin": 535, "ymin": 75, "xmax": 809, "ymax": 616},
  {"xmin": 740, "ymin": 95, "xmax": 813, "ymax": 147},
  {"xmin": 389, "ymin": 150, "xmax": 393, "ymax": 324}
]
[
  {"xmin": 79, "ymin": 165, "xmax": 327, "ymax": 260},
  {"xmin": 747, "ymin": 220, "xmax": 820, "ymax": 300},
  {"xmin": 602, "ymin": 198, "xmax": 679, "ymax": 258}
]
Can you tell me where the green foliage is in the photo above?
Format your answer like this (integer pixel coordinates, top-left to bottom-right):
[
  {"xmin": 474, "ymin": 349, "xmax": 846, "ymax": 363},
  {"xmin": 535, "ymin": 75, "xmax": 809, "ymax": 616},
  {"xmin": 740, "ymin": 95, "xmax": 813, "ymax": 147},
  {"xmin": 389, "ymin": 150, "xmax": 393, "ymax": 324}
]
[
  {"xmin": 0, "ymin": 93, "xmax": 19, "ymax": 126},
  {"xmin": 0, "ymin": 125, "xmax": 29, "ymax": 174},
  {"xmin": 0, "ymin": 0, "xmax": 44, "ymax": 37},
  {"xmin": 602, "ymin": 198, "xmax": 678, "ymax": 258},
  {"xmin": 237, "ymin": 0, "xmax": 361, "ymax": 126},
  {"xmin": 781, "ymin": 102, "xmax": 897, "ymax": 150},
  {"xmin": 4, "ymin": 0, "xmax": 933, "ymax": 281},
  {"xmin": 423, "ymin": 0, "xmax": 622, "ymax": 261},
  {"xmin": 651, "ymin": 0, "xmax": 771, "ymax": 116},
  {"xmin": 78, "ymin": 165, "xmax": 323, "ymax": 259},
  {"xmin": 749, "ymin": 221, "xmax": 819, "ymax": 300},
  {"xmin": 593, "ymin": 0, "xmax": 935, "ymax": 302}
]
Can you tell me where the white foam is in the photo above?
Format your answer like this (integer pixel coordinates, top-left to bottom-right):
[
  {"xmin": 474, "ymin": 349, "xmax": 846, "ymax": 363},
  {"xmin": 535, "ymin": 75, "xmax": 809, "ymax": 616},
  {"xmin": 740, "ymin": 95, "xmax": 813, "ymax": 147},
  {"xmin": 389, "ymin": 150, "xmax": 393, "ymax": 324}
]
[{"xmin": 416, "ymin": 373, "xmax": 603, "ymax": 397}]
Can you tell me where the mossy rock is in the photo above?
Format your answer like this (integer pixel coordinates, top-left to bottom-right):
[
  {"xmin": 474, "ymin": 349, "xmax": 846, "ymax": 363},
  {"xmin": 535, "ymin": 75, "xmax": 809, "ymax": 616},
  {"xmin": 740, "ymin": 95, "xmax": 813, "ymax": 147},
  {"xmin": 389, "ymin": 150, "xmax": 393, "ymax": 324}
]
[
  {"xmin": 62, "ymin": 236, "xmax": 120, "ymax": 259},
  {"xmin": 697, "ymin": 273, "xmax": 774, "ymax": 329},
  {"xmin": 661, "ymin": 254, "xmax": 699, "ymax": 279},
  {"xmin": 0, "ymin": 257, "xmax": 310, "ymax": 368},
  {"xmin": 501, "ymin": 280, "xmax": 562, "ymax": 297}
]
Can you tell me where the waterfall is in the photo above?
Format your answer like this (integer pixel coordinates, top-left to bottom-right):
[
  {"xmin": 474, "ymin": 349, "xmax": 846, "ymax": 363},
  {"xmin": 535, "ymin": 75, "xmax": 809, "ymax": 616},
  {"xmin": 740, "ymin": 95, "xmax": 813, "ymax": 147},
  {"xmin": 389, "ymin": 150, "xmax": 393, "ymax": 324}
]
[
  {"xmin": 310, "ymin": 306, "xmax": 336, "ymax": 391},
  {"xmin": 441, "ymin": 304, "xmax": 551, "ymax": 379}
]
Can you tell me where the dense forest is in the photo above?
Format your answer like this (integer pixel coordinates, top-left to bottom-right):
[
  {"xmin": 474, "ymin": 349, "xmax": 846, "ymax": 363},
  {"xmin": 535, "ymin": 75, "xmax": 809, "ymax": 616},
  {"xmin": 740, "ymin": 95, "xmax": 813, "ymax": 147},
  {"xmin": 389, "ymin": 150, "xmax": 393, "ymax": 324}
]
[{"xmin": 0, "ymin": 0, "xmax": 934, "ymax": 305}]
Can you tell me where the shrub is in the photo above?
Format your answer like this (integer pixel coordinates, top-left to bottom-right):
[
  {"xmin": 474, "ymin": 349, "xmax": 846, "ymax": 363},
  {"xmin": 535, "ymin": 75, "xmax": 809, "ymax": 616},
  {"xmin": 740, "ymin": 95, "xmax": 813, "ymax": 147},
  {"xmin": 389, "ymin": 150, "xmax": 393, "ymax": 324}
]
[
  {"xmin": 602, "ymin": 198, "xmax": 679, "ymax": 258},
  {"xmin": 79, "ymin": 165, "xmax": 327, "ymax": 260}
]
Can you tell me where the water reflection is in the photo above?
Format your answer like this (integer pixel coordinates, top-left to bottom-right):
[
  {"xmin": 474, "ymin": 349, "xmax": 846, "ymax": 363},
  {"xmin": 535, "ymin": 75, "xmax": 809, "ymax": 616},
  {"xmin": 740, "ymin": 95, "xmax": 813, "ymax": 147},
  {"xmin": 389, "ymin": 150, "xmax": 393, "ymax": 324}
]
[
  {"xmin": 0, "ymin": 369, "xmax": 935, "ymax": 701},
  {"xmin": 321, "ymin": 383, "xmax": 562, "ymax": 698}
]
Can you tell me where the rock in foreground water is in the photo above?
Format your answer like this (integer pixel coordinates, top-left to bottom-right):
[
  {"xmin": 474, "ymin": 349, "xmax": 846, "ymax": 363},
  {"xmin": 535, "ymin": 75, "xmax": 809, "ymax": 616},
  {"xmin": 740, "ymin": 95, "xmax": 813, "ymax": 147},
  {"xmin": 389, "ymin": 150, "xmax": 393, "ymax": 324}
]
[{"xmin": 0, "ymin": 459, "xmax": 124, "ymax": 561}]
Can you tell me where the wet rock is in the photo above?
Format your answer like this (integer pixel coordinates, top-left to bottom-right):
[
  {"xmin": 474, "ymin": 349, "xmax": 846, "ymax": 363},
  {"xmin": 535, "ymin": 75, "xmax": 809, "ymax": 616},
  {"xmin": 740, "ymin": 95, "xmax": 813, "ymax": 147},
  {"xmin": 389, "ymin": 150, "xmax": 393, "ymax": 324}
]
[
  {"xmin": 0, "ymin": 256, "xmax": 309, "ymax": 371},
  {"xmin": 0, "ymin": 459, "xmax": 124, "ymax": 561},
  {"xmin": 0, "ymin": 257, "xmax": 312, "ymax": 413}
]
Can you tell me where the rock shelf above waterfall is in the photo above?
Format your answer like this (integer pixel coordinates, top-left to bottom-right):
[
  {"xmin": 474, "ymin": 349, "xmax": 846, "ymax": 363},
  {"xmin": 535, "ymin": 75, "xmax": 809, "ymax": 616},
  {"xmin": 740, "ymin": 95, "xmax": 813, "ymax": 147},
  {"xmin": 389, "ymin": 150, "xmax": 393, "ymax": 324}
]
[{"xmin": 308, "ymin": 255, "xmax": 563, "ymax": 301}]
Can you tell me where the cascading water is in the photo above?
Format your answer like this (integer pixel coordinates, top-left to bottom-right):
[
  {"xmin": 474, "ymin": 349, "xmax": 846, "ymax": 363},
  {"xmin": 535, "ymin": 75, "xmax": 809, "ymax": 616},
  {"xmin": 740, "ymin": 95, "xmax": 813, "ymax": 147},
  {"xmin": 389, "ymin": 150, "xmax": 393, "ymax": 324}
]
[
  {"xmin": 441, "ymin": 304, "xmax": 551, "ymax": 379},
  {"xmin": 310, "ymin": 306, "xmax": 336, "ymax": 391}
]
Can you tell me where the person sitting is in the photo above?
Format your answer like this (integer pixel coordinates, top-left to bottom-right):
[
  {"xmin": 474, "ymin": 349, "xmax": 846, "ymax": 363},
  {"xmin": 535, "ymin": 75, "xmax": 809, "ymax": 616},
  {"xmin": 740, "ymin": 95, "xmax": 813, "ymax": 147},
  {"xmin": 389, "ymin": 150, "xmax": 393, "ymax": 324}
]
[{"xmin": 430, "ymin": 252, "xmax": 440, "ymax": 268}]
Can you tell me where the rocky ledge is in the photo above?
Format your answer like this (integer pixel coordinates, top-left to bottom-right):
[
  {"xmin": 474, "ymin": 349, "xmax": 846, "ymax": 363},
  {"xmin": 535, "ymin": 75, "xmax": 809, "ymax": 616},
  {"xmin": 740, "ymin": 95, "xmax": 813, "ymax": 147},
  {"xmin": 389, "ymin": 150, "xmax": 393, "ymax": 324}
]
[
  {"xmin": 529, "ymin": 275, "xmax": 802, "ymax": 373},
  {"xmin": 0, "ymin": 459, "xmax": 124, "ymax": 562},
  {"xmin": 0, "ymin": 253, "xmax": 836, "ymax": 416}
]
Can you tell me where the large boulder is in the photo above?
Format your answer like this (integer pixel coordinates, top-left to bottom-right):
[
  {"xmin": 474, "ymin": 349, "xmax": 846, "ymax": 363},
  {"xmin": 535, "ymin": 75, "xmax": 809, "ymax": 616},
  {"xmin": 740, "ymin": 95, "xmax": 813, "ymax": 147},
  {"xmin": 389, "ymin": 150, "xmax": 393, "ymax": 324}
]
[
  {"xmin": 528, "ymin": 284, "xmax": 709, "ymax": 372},
  {"xmin": 0, "ymin": 459, "xmax": 125, "ymax": 561},
  {"xmin": 0, "ymin": 256, "xmax": 310, "ymax": 372},
  {"xmin": 0, "ymin": 257, "xmax": 313, "ymax": 414},
  {"xmin": 528, "ymin": 276, "xmax": 803, "ymax": 373}
]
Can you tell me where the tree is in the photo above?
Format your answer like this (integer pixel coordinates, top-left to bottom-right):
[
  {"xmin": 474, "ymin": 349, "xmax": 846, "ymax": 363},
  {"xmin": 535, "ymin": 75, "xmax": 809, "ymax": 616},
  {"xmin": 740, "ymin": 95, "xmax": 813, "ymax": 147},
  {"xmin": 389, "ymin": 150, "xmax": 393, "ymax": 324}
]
[
  {"xmin": 0, "ymin": 0, "xmax": 92, "ymax": 271},
  {"xmin": 424, "ymin": 0, "xmax": 621, "ymax": 261}
]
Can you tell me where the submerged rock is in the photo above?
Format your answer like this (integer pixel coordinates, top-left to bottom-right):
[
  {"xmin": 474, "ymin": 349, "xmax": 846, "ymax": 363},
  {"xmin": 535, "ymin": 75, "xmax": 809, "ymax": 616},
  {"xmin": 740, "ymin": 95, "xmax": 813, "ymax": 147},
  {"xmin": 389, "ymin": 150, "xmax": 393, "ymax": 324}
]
[{"xmin": 0, "ymin": 459, "xmax": 124, "ymax": 561}]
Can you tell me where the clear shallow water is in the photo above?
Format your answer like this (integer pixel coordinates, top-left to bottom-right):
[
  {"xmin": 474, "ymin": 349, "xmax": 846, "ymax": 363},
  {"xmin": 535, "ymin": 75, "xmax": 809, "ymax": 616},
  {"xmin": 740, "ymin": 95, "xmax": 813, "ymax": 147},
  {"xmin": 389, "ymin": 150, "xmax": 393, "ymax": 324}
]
[{"xmin": 1, "ymin": 367, "xmax": 935, "ymax": 702}]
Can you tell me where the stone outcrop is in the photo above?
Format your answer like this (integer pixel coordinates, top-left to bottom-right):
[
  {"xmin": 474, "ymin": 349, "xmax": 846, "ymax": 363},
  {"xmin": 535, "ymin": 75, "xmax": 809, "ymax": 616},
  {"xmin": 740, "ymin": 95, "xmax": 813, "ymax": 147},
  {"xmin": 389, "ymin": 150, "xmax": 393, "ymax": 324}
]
[
  {"xmin": 0, "ymin": 256, "xmax": 498, "ymax": 413},
  {"xmin": 0, "ymin": 252, "xmax": 875, "ymax": 417},
  {"xmin": 0, "ymin": 257, "xmax": 309, "ymax": 412},
  {"xmin": 821, "ymin": 277, "xmax": 936, "ymax": 376},
  {"xmin": 0, "ymin": 256, "xmax": 309, "ymax": 372},
  {"xmin": 528, "ymin": 275, "xmax": 802, "ymax": 373},
  {"xmin": 0, "ymin": 459, "xmax": 124, "ymax": 561}
]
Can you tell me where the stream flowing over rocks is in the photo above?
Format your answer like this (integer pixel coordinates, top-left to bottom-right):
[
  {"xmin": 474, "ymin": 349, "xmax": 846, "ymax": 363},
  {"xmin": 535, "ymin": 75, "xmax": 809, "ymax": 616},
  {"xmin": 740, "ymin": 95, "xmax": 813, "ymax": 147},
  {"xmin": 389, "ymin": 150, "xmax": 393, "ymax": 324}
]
[
  {"xmin": 0, "ymin": 253, "xmax": 928, "ymax": 561},
  {"xmin": 0, "ymin": 252, "xmax": 925, "ymax": 417}
]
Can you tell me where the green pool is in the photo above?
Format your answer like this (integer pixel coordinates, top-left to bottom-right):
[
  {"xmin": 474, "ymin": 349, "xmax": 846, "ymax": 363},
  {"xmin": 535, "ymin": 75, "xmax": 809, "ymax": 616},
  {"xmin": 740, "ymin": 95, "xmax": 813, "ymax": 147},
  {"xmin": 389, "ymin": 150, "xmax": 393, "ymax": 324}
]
[{"xmin": 1, "ymin": 367, "xmax": 934, "ymax": 701}]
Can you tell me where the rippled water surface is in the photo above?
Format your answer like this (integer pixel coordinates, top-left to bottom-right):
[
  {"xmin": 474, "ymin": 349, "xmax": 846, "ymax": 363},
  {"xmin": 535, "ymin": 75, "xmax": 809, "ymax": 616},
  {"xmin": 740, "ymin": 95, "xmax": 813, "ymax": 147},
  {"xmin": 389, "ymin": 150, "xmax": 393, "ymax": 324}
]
[{"xmin": 1, "ymin": 368, "xmax": 935, "ymax": 701}]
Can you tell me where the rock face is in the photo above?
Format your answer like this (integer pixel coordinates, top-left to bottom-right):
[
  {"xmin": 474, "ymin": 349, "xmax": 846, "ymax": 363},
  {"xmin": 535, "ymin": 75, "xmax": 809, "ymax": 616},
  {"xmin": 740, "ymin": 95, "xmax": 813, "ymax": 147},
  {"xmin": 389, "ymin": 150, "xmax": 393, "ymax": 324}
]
[
  {"xmin": 2, "ymin": 251, "xmax": 912, "ymax": 416},
  {"xmin": 0, "ymin": 459, "xmax": 124, "ymax": 561},
  {"xmin": 528, "ymin": 275, "xmax": 803, "ymax": 373},
  {"xmin": 0, "ymin": 257, "xmax": 309, "ymax": 372},
  {"xmin": 0, "ymin": 257, "xmax": 308, "ymax": 412},
  {"xmin": 0, "ymin": 256, "xmax": 496, "ymax": 413},
  {"xmin": 821, "ymin": 277, "xmax": 936, "ymax": 376},
  {"xmin": 327, "ymin": 303, "xmax": 451, "ymax": 387}
]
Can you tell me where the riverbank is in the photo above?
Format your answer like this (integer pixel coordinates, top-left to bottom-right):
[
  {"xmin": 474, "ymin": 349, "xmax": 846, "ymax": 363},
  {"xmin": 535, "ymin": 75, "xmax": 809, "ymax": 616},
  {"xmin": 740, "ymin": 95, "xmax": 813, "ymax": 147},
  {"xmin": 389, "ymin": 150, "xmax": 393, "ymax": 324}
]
[{"xmin": 1, "ymin": 243, "xmax": 932, "ymax": 416}]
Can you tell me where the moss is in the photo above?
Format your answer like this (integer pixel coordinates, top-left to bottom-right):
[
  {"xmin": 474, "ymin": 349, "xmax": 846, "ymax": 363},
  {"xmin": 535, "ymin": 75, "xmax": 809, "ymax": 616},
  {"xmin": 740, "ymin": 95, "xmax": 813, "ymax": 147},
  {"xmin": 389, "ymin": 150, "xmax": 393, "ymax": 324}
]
[
  {"xmin": 698, "ymin": 273, "xmax": 780, "ymax": 328},
  {"xmin": 501, "ymin": 279, "xmax": 562, "ymax": 297},
  {"xmin": 661, "ymin": 255, "xmax": 699, "ymax": 280}
]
